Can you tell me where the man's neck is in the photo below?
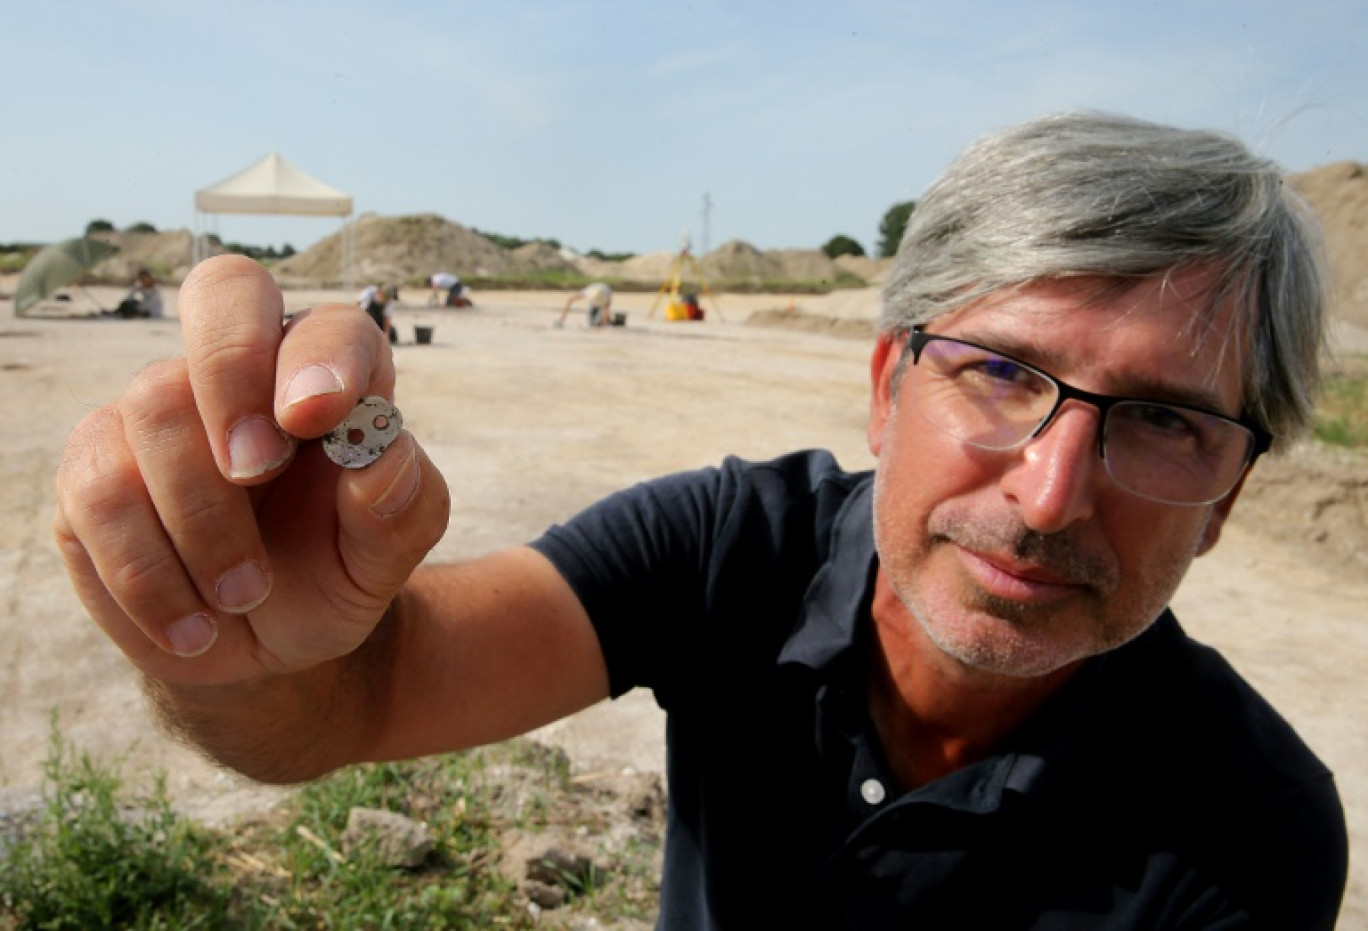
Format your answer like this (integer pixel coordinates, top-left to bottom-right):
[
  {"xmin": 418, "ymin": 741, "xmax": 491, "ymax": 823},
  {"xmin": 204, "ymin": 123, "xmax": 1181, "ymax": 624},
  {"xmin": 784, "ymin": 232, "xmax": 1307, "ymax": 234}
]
[{"xmin": 865, "ymin": 573, "xmax": 1079, "ymax": 791}]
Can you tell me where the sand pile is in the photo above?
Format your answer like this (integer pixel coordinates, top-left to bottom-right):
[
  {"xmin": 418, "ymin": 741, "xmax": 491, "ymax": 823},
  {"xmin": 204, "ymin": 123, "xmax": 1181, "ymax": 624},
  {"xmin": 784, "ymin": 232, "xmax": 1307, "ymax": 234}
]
[
  {"xmin": 255, "ymin": 218, "xmax": 859, "ymax": 290},
  {"xmin": 696, "ymin": 240, "xmax": 841, "ymax": 288},
  {"xmin": 86, "ymin": 229, "xmax": 202, "ymax": 282},
  {"xmin": 509, "ymin": 241, "xmax": 580, "ymax": 274},
  {"xmin": 273, "ymin": 213, "xmax": 520, "ymax": 287},
  {"xmin": 610, "ymin": 251, "xmax": 683, "ymax": 283},
  {"xmin": 1290, "ymin": 163, "xmax": 1368, "ymax": 329},
  {"xmin": 835, "ymin": 254, "xmax": 893, "ymax": 284}
]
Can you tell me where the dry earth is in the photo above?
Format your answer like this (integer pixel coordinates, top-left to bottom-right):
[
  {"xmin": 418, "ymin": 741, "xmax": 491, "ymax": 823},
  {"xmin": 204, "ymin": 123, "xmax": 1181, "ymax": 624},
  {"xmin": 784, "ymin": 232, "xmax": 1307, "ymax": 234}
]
[{"xmin": 3, "ymin": 280, "xmax": 1367, "ymax": 926}]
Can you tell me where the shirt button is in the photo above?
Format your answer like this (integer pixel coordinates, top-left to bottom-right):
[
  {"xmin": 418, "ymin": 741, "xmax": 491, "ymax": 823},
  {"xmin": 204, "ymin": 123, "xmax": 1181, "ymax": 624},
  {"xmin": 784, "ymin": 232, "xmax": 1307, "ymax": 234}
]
[{"xmin": 860, "ymin": 778, "xmax": 887, "ymax": 806}]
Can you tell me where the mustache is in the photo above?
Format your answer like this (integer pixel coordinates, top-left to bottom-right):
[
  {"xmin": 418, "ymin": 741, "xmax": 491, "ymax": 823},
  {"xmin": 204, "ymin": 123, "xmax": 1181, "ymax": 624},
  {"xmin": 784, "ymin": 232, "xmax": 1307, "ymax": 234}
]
[{"xmin": 928, "ymin": 511, "xmax": 1118, "ymax": 590}]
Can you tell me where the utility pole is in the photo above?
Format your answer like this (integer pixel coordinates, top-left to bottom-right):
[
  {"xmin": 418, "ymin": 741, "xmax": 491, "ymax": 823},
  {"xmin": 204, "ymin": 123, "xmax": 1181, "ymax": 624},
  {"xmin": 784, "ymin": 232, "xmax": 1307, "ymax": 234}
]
[{"xmin": 700, "ymin": 192, "xmax": 712, "ymax": 256}]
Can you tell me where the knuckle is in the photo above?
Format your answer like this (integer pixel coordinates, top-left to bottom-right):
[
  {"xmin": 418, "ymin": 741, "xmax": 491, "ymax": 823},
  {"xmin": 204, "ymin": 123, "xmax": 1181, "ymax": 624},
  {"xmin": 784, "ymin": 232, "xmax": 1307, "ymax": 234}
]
[
  {"xmin": 63, "ymin": 453, "xmax": 143, "ymax": 529},
  {"xmin": 56, "ymin": 409, "xmax": 140, "ymax": 516},
  {"xmin": 121, "ymin": 360, "xmax": 193, "ymax": 420},
  {"xmin": 118, "ymin": 366, "xmax": 205, "ymax": 456},
  {"xmin": 51, "ymin": 514, "xmax": 89, "ymax": 568},
  {"xmin": 193, "ymin": 329, "xmax": 279, "ymax": 385},
  {"xmin": 56, "ymin": 406, "xmax": 115, "ymax": 482},
  {"xmin": 174, "ymin": 486, "xmax": 244, "ymax": 536},
  {"xmin": 109, "ymin": 546, "xmax": 185, "ymax": 608}
]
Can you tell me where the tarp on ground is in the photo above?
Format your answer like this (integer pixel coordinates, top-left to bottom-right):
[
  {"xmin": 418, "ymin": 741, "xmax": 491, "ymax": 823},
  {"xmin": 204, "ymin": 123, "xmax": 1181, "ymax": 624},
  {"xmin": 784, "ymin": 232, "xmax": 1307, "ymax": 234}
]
[{"xmin": 194, "ymin": 153, "xmax": 352, "ymax": 216}]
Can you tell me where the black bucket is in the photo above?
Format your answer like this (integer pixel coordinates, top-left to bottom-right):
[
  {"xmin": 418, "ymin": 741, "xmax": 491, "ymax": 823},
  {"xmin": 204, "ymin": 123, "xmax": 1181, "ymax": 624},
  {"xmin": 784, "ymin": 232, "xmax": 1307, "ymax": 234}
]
[{"xmin": 414, "ymin": 325, "xmax": 434, "ymax": 345}]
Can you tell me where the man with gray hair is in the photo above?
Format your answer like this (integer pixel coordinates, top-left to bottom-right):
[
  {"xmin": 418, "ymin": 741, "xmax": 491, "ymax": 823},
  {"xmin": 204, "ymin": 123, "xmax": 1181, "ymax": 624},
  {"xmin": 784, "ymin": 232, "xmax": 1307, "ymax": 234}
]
[{"xmin": 56, "ymin": 112, "xmax": 1346, "ymax": 927}]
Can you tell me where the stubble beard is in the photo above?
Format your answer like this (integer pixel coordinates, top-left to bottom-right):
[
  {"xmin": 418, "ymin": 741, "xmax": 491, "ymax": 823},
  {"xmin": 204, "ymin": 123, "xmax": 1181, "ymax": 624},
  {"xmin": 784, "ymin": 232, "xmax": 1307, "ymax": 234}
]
[{"xmin": 871, "ymin": 469, "xmax": 1201, "ymax": 678}]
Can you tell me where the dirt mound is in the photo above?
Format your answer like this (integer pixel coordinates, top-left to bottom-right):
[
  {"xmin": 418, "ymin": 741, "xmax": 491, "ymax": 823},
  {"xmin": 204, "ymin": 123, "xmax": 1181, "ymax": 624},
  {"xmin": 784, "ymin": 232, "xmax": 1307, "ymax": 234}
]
[
  {"xmin": 835, "ymin": 254, "xmax": 893, "ymax": 284},
  {"xmin": 698, "ymin": 239, "xmax": 841, "ymax": 287},
  {"xmin": 89, "ymin": 230, "xmax": 201, "ymax": 284},
  {"xmin": 1232, "ymin": 441, "xmax": 1368, "ymax": 576},
  {"xmin": 275, "ymin": 213, "xmax": 517, "ymax": 287},
  {"xmin": 1289, "ymin": 163, "xmax": 1368, "ymax": 329},
  {"xmin": 611, "ymin": 251, "xmax": 680, "ymax": 284},
  {"xmin": 509, "ymin": 241, "xmax": 580, "ymax": 274}
]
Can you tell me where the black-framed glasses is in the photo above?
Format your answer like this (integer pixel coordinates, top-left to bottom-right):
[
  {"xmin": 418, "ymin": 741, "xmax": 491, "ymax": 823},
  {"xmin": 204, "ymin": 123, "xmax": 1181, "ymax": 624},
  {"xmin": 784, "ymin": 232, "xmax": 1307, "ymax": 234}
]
[{"xmin": 904, "ymin": 326, "xmax": 1272, "ymax": 506}]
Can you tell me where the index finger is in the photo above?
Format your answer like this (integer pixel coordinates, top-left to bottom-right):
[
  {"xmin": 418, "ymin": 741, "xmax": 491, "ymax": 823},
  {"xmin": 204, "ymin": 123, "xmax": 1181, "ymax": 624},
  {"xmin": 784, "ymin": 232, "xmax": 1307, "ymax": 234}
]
[{"xmin": 179, "ymin": 255, "xmax": 295, "ymax": 483}]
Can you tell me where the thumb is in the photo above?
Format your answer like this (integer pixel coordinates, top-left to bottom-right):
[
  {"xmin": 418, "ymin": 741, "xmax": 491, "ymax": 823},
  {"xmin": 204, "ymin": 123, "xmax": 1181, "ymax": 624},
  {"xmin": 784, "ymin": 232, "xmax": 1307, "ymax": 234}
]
[{"xmin": 335, "ymin": 431, "xmax": 451, "ymax": 599}]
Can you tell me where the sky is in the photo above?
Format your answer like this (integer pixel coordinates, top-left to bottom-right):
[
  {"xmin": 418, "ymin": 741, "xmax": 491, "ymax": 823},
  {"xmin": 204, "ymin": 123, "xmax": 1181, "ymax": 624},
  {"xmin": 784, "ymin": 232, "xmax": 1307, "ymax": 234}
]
[{"xmin": 6, "ymin": 0, "xmax": 1368, "ymax": 258}]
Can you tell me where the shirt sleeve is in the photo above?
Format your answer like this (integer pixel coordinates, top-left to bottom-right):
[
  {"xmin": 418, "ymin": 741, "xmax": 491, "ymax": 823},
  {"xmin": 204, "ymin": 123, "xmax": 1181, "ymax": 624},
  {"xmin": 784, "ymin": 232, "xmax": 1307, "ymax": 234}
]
[{"xmin": 529, "ymin": 451, "xmax": 857, "ymax": 709}]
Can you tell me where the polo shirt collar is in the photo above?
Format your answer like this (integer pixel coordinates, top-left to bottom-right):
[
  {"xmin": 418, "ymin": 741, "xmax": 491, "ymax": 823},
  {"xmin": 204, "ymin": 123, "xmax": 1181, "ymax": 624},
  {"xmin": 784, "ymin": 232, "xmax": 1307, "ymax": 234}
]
[{"xmin": 776, "ymin": 477, "xmax": 878, "ymax": 671}]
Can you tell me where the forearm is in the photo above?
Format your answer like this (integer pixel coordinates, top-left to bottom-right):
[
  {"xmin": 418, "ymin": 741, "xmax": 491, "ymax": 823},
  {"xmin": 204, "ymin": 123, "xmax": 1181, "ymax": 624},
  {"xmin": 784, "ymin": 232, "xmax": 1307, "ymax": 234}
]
[
  {"xmin": 143, "ymin": 547, "xmax": 607, "ymax": 783},
  {"xmin": 143, "ymin": 602, "xmax": 402, "ymax": 785}
]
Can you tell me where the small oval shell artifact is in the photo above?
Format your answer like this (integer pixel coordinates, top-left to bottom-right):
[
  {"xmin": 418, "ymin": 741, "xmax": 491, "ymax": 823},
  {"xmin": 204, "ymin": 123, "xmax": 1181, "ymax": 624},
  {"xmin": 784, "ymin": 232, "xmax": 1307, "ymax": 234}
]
[{"xmin": 323, "ymin": 396, "xmax": 403, "ymax": 469}]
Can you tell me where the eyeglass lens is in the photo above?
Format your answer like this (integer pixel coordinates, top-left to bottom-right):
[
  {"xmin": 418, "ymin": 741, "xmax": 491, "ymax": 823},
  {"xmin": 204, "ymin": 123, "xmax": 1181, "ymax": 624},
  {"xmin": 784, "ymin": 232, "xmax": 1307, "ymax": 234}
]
[{"xmin": 909, "ymin": 335, "xmax": 1255, "ymax": 505}]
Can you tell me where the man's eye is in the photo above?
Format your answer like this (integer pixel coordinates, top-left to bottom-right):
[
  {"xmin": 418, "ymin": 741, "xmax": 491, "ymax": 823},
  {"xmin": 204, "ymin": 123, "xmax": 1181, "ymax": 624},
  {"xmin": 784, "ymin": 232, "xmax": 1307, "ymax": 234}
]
[
  {"xmin": 1128, "ymin": 403, "xmax": 1199, "ymax": 436},
  {"xmin": 979, "ymin": 359, "xmax": 1026, "ymax": 381},
  {"xmin": 959, "ymin": 357, "xmax": 1037, "ymax": 389}
]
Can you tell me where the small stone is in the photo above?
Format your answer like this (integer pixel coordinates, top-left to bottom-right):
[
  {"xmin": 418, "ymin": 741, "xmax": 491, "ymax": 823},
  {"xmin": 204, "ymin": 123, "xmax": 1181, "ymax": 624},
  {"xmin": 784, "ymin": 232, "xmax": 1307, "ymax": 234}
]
[
  {"xmin": 340, "ymin": 806, "xmax": 432, "ymax": 868},
  {"xmin": 524, "ymin": 879, "xmax": 568, "ymax": 908},
  {"xmin": 525, "ymin": 846, "xmax": 599, "ymax": 893}
]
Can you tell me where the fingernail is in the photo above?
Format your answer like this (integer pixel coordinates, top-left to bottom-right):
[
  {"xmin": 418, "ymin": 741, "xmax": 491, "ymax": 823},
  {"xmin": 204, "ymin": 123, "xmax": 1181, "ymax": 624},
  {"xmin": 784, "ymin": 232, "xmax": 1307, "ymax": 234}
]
[
  {"xmin": 167, "ymin": 613, "xmax": 217, "ymax": 657},
  {"xmin": 216, "ymin": 561, "xmax": 270, "ymax": 613},
  {"xmin": 370, "ymin": 447, "xmax": 420, "ymax": 518},
  {"xmin": 283, "ymin": 363, "xmax": 343, "ymax": 408},
  {"xmin": 227, "ymin": 416, "xmax": 294, "ymax": 479}
]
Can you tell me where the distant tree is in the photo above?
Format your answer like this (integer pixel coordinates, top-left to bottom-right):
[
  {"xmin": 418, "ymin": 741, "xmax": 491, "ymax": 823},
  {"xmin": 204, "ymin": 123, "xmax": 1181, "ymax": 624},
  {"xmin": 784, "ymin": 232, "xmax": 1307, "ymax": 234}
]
[
  {"xmin": 125, "ymin": 221, "xmax": 158, "ymax": 234},
  {"xmin": 876, "ymin": 200, "xmax": 916, "ymax": 258},
  {"xmin": 474, "ymin": 228, "xmax": 561, "ymax": 251},
  {"xmin": 821, "ymin": 235, "xmax": 866, "ymax": 259},
  {"xmin": 587, "ymin": 249, "xmax": 636, "ymax": 262},
  {"xmin": 85, "ymin": 219, "xmax": 115, "ymax": 236},
  {"xmin": 220, "ymin": 241, "xmax": 296, "ymax": 261}
]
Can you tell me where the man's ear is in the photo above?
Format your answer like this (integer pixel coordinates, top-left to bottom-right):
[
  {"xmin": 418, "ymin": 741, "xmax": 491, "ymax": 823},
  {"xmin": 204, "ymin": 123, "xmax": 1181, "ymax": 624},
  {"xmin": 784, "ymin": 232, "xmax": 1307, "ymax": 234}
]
[
  {"xmin": 1196, "ymin": 469, "xmax": 1251, "ymax": 556},
  {"xmin": 868, "ymin": 332, "xmax": 904, "ymax": 457}
]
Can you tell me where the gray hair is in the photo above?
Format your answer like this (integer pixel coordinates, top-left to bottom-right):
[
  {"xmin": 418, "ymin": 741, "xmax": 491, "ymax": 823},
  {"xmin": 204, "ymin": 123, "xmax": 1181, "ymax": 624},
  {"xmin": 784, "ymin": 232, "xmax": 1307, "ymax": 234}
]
[{"xmin": 881, "ymin": 111, "xmax": 1328, "ymax": 447}]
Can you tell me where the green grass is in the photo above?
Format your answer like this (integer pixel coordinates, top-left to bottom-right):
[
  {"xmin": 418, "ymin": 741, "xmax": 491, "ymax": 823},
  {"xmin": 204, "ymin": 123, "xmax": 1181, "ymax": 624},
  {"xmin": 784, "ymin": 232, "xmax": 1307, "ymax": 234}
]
[
  {"xmin": 0, "ymin": 732, "xmax": 229, "ymax": 929},
  {"xmin": 1313, "ymin": 360, "xmax": 1368, "ymax": 448},
  {"xmin": 0, "ymin": 251, "xmax": 34, "ymax": 275},
  {"xmin": 1, "ymin": 730, "xmax": 660, "ymax": 930}
]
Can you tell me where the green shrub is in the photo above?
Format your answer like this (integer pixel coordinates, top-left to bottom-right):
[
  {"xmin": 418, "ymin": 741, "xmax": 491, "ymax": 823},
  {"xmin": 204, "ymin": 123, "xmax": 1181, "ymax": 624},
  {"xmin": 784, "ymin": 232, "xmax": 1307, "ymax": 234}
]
[
  {"xmin": 1313, "ymin": 364, "xmax": 1368, "ymax": 448},
  {"xmin": 2, "ymin": 732, "xmax": 657, "ymax": 929},
  {"xmin": 821, "ymin": 234, "xmax": 865, "ymax": 259},
  {"xmin": 0, "ymin": 731, "xmax": 228, "ymax": 929}
]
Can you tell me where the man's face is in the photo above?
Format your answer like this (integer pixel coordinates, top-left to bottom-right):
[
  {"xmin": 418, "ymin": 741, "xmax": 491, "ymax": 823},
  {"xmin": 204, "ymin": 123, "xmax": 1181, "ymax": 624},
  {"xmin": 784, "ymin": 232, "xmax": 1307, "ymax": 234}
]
[{"xmin": 867, "ymin": 271, "xmax": 1248, "ymax": 679}]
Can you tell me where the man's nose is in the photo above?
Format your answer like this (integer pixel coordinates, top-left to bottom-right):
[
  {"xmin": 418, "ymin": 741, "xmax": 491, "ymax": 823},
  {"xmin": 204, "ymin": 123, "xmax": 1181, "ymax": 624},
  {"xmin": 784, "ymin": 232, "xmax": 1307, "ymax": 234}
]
[{"xmin": 998, "ymin": 401, "xmax": 1104, "ymax": 533}]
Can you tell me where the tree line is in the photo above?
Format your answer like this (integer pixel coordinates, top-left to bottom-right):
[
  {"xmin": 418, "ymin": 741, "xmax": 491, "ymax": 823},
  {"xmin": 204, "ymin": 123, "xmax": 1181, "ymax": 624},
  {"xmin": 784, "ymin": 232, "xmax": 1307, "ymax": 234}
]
[
  {"xmin": 84, "ymin": 219, "xmax": 297, "ymax": 261},
  {"xmin": 70, "ymin": 199, "xmax": 918, "ymax": 267},
  {"xmin": 820, "ymin": 200, "xmax": 915, "ymax": 261}
]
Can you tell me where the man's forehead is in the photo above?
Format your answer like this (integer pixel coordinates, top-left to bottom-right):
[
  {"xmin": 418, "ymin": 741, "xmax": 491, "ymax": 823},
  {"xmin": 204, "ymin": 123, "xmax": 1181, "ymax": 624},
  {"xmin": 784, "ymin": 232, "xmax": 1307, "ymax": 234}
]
[
  {"xmin": 938, "ymin": 271, "xmax": 1240, "ymax": 340},
  {"xmin": 931, "ymin": 272, "xmax": 1248, "ymax": 407}
]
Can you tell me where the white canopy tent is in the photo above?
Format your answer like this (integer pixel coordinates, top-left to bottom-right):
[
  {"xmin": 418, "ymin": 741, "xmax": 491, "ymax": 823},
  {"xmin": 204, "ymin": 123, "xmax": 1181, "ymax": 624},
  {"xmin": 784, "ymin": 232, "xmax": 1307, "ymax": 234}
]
[{"xmin": 193, "ymin": 153, "xmax": 355, "ymax": 285}]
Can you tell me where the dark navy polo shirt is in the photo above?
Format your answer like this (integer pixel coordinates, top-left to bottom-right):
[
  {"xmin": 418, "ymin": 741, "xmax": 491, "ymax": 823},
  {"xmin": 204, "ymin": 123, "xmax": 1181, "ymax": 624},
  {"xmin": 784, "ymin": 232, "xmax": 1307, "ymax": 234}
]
[{"xmin": 531, "ymin": 450, "xmax": 1347, "ymax": 929}]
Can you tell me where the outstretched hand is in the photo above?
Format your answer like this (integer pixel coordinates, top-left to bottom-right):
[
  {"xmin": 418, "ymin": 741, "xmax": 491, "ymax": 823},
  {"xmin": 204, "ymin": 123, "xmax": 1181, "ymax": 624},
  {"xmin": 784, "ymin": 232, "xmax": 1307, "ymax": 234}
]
[{"xmin": 54, "ymin": 256, "xmax": 451, "ymax": 689}]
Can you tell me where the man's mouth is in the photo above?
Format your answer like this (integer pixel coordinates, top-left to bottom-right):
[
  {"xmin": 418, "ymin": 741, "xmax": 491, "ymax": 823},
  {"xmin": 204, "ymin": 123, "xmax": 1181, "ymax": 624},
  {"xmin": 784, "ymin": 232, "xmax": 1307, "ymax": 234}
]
[{"xmin": 955, "ymin": 546, "xmax": 1091, "ymax": 604}]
